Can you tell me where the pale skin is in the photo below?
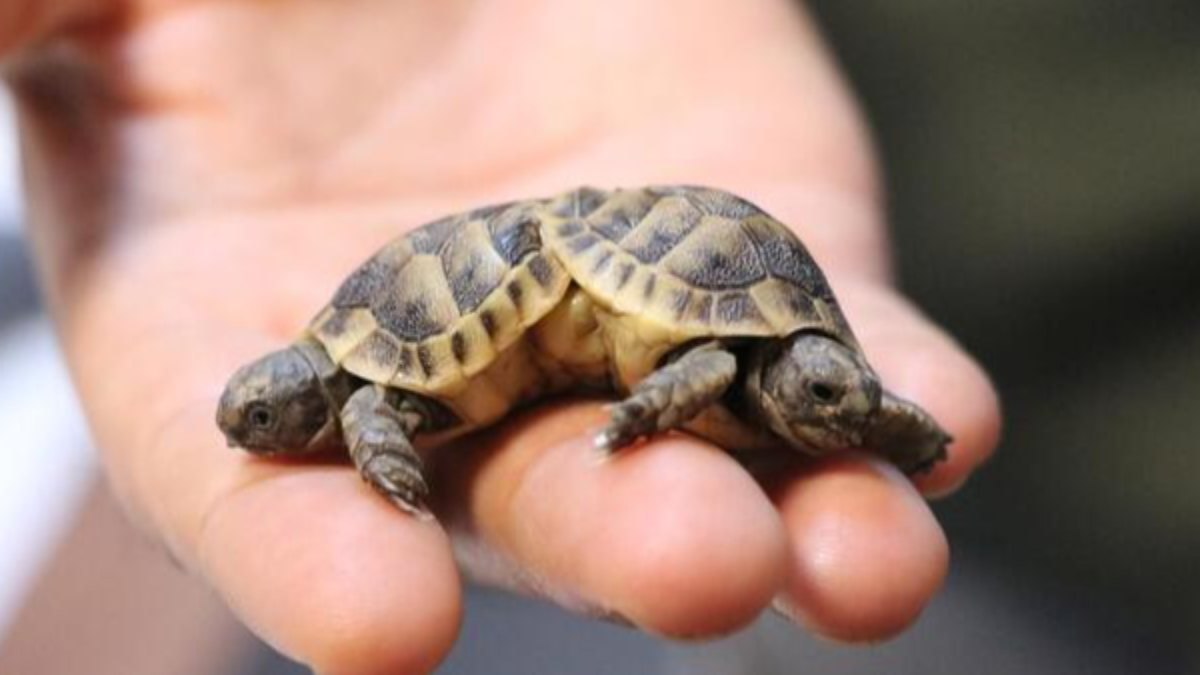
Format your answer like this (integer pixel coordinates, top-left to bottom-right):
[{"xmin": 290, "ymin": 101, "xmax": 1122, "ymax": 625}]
[{"xmin": 4, "ymin": 0, "xmax": 1001, "ymax": 673}]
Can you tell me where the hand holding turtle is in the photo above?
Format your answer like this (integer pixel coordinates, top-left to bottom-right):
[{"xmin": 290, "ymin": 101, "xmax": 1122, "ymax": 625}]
[{"xmin": 9, "ymin": 0, "xmax": 1000, "ymax": 672}]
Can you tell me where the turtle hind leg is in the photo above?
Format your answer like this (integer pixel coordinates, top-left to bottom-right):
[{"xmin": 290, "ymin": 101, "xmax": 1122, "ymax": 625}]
[
  {"xmin": 341, "ymin": 385, "xmax": 430, "ymax": 516},
  {"xmin": 865, "ymin": 391, "xmax": 952, "ymax": 475},
  {"xmin": 597, "ymin": 342, "xmax": 738, "ymax": 453}
]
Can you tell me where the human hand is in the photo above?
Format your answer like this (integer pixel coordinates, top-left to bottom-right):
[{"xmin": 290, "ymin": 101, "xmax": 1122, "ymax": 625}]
[{"xmin": 8, "ymin": 0, "xmax": 1000, "ymax": 672}]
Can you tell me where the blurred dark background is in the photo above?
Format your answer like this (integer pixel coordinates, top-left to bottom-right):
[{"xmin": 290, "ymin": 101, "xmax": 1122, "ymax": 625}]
[
  {"xmin": 810, "ymin": 0, "xmax": 1200, "ymax": 665},
  {"xmin": 1, "ymin": 1, "xmax": 1197, "ymax": 673}
]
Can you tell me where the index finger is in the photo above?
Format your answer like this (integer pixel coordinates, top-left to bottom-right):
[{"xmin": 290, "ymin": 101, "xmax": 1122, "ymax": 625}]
[{"xmin": 80, "ymin": 325, "xmax": 465, "ymax": 674}]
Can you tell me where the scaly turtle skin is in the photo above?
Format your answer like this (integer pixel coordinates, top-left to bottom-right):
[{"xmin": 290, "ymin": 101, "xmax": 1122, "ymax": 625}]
[{"xmin": 218, "ymin": 186, "xmax": 950, "ymax": 514}]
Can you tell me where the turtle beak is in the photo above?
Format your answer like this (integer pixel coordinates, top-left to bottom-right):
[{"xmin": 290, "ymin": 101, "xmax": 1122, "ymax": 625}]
[{"xmin": 216, "ymin": 395, "xmax": 243, "ymax": 448}]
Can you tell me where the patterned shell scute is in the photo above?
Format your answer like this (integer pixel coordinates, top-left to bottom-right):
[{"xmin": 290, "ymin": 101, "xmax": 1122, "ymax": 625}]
[
  {"xmin": 310, "ymin": 200, "xmax": 570, "ymax": 395},
  {"xmin": 545, "ymin": 186, "xmax": 856, "ymax": 344}
]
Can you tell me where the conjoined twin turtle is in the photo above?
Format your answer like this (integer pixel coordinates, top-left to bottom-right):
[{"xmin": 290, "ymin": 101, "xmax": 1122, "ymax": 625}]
[{"xmin": 218, "ymin": 186, "xmax": 949, "ymax": 513}]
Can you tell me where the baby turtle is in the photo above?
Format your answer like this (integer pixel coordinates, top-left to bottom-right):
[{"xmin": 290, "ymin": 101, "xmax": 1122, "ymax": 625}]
[{"xmin": 218, "ymin": 186, "xmax": 949, "ymax": 514}]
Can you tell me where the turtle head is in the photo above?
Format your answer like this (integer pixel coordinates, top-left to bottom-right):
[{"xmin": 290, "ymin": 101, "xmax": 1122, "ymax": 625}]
[
  {"xmin": 754, "ymin": 332, "xmax": 882, "ymax": 454},
  {"xmin": 217, "ymin": 342, "xmax": 340, "ymax": 456}
]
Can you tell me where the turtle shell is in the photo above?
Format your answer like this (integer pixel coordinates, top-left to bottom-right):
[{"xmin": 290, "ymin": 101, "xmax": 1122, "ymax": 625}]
[
  {"xmin": 542, "ymin": 186, "xmax": 859, "ymax": 347},
  {"xmin": 309, "ymin": 200, "xmax": 571, "ymax": 395}
]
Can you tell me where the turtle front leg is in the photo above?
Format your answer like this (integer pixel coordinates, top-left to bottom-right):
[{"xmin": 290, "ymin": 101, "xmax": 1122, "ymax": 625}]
[
  {"xmin": 864, "ymin": 391, "xmax": 952, "ymax": 475},
  {"xmin": 341, "ymin": 385, "xmax": 430, "ymax": 515},
  {"xmin": 598, "ymin": 342, "xmax": 738, "ymax": 452}
]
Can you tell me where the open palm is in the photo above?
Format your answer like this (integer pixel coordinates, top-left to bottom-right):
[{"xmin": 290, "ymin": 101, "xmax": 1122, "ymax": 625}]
[{"xmin": 9, "ymin": 0, "xmax": 999, "ymax": 672}]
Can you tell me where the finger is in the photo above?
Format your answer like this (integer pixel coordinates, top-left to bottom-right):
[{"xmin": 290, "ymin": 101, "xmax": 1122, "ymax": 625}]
[
  {"xmin": 83, "ymin": 331, "xmax": 462, "ymax": 675},
  {"xmin": 838, "ymin": 282, "xmax": 1003, "ymax": 497},
  {"xmin": 771, "ymin": 455, "xmax": 949, "ymax": 642},
  {"xmin": 199, "ymin": 463, "xmax": 462, "ymax": 675},
  {"xmin": 437, "ymin": 402, "xmax": 790, "ymax": 639}
]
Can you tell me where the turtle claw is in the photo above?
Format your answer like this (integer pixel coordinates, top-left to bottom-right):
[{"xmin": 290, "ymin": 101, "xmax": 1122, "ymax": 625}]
[
  {"xmin": 592, "ymin": 427, "xmax": 630, "ymax": 458},
  {"xmin": 900, "ymin": 434, "xmax": 952, "ymax": 475},
  {"xmin": 360, "ymin": 448, "xmax": 430, "ymax": 516},
  {"xmin": 593, "ymin": 431, "xmax": 614, "ymax": 453},
  {"xmin": 863, "ymin": 392, "xmax": 954, "ymax": 475},
  {"xmin": 389, "ymin": 495, "xmax": 435, "ymax": 521}
]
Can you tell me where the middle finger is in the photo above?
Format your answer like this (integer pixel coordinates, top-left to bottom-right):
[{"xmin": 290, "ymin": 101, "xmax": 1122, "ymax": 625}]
[{"xmin": 435, "ymin": 401, "xmax": 790, "ymax": 638}]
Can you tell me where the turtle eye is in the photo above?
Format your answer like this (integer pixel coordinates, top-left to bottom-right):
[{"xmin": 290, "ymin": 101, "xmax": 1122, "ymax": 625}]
[
  {"xmin": 247, "ymin": 403, "xmax": 275, "ymax": 430},
  {"xmin": 807, "ymin": 381, "xmax": 840, "ymax": 404}
]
